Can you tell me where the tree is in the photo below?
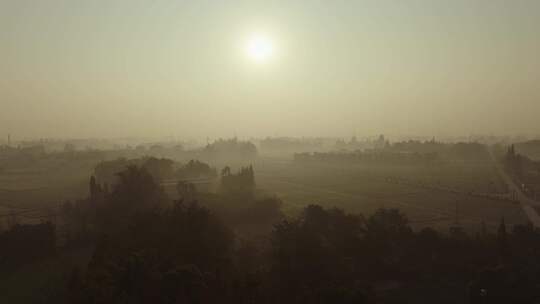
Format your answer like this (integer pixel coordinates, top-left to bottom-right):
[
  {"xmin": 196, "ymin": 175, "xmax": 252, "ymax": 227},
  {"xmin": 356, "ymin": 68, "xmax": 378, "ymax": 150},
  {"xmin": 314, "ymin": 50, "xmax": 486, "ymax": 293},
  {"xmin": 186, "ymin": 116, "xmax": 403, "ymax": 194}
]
[
  {"xmin": 498, "ymin": 217, "xmax": 508, "ymax": 260},
  {"xmin": 505, "ymin": 145, "xmax": 523, "ymax": 177},
  {"xmin": 96, "ymin": 165, "xmax": 167, "ymax": 235},
  {"xmin": 221, "ymin": 166, "xmax": 231, "ymax": 177},
  {"xmin": 142, "ymin": 157, "xmax": 174, "ymax": 182},
  {"xmin": 366, "ymin": 208, "xmax": 411, "ymax": 240},
  {"xmin": 365, "ymin": 208, "xmax": 412, "ymax": 268},
  {"xmin": 112, "ymin": 165, "xmax": 165, "ymax": 208},
  {"xmin": 177, "ymin": 181, "xmax": 196, "ymax": 201},
  {"xmin": 73, "ymin": 200, "xmax": 234, "ymax": 304},
  {"xmin": 220, "ymin": 166, "xmax": 256, "ymax": 194},
  {"xmin": 89, "ymin": 175, "xmax": 101, "ymax": 201}
]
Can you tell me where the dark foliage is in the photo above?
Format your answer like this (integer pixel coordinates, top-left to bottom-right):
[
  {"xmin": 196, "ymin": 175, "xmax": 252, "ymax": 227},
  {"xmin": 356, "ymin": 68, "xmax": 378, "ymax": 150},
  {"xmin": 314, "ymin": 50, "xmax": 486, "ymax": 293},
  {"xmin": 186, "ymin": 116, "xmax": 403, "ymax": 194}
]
[
  {"xmin": 176, "ymin": 159, "xmax": 217, "ymax": 179},
  {"xmin": 220, "ymin": 165, "xmax": 255, "ymax": 194},
  {"xmin": 0, "ymin": 222, "xmax": 56, "ymax": 272}
]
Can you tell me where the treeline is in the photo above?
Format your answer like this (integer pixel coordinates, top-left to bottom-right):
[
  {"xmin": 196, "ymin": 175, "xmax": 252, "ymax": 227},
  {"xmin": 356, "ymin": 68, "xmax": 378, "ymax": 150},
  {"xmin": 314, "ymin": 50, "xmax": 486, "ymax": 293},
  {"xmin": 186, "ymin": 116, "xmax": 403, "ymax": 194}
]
[
  {"xmin": 259, "ymin": 137, "xmax": 326, "ymax": 154},
  {"xmin": 389, "ymin": 141, "xmax": 489, "ymax": 160},
  {"xmin": 6, "ymin": 164, "xmax": 540, "ymax": 303},
  {"xmin": 94, "ymin": 157, "xmax": 217, "ymax": 185},
  {"xmin": 0, "ymin": 144, "xmax": 105, "ymax": 170},
  {"xmin": 220, "ymin": 165, "xmax": 255, "ymax": 194},
  {"xmin": 61, "ymin": 162, "xmax": 266, "ymax": 244},
  {"xmin": 63, "ymin": 185, "xmax": 540, "ymax": 303},
  {"xmin": 57, "ymin": 166, "xmax": 540, "ymax": 303},
  {"xmin": 335, "ymin": 134, "xmax": 388, "ymax": 151},
  {"xmin": 295, "ymin": 150, "xmax": 440, "ymax": 165},
  {"xmin": 177, "ymin": 160, "xmax": 217, "ymax": 179},
  {"xmin": 197, "ymin": 138, "xmax": 258, "ymax": 162},
  {"xmin": 295, "ymin": 141, "xmax": 490, "ymax": 164},
  {"xmin": 0, "ymin": 138, "xmax": 258, "ymax": 173},
  {"xmin": 141, "ymin": 138, "xmax": 258, "ymax": 163}
]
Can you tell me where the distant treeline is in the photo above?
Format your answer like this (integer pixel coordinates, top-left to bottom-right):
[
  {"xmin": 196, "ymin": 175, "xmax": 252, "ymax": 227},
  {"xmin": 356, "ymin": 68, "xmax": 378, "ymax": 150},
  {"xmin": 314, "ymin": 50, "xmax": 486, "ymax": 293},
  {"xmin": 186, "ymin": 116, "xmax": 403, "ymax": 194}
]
[
  {"xmin": 335, "ymin": 134, "xmax": 388, "ymax": 151},
  {"xmin": 196, "ymin": 138, "xmax": 258, "ymax": 161},
  {"xmin": 295, "ymin": 141, "xmax": 490, "ymax": 164},
  {"xmin": 128, "ymin": 138, "xmax": 257, "ymax": 162},
  {"xmin": 295, "ymin": 150, "xmax": 440, "ymax": 165},
  {"xmin": 387, "ymin": 140, "xmax": 488, "ymax": 160},
  {"xmin": 0, "ymin": 138, "xmax": 258, "ymax": 172},
  {"xmin": 259, "ymin": 137, "xmax": 327, "ymax": 153},
  {"xmin": 0, "ymin": 144, "xmax": 105, "ymax": 169}
]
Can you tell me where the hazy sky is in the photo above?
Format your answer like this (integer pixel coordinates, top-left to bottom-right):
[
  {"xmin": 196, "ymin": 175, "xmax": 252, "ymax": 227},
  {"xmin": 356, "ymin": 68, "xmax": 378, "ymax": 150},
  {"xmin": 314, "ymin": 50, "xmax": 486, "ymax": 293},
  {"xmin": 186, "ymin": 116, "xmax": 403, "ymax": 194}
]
[{"xmin": 1, "ymin": 0, "xmax": 540, "ymax": 139}]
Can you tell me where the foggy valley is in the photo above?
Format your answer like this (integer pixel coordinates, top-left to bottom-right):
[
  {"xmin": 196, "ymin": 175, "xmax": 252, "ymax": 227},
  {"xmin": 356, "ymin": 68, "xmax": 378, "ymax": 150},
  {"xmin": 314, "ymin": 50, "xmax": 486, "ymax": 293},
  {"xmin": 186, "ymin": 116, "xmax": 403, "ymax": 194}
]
[{"xmin": 2, "ymin": 1, "xmax": 540, "ymax": 303}]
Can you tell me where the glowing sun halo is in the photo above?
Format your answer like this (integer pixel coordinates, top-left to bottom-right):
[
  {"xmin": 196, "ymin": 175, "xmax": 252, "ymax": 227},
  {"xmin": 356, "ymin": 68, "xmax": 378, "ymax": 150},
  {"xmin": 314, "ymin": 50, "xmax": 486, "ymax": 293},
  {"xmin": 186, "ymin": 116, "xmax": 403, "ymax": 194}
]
[{"xmin": 246, "ymin": 34, "xmax": 274, "ymax": 63}]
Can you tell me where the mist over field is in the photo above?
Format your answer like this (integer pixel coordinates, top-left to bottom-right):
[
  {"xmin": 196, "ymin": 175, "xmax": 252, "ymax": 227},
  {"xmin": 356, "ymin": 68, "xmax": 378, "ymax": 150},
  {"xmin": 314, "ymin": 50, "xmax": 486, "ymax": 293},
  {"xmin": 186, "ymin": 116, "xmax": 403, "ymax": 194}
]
[{"xmin": 2, "ymin": 1, "xmax": 540, "ymax": 303}]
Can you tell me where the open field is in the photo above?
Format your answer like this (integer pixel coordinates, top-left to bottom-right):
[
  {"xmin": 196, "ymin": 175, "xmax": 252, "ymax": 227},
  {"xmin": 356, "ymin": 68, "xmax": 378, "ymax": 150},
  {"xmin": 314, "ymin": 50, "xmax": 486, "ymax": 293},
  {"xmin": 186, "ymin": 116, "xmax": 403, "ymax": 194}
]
[
  {"xmin": 0, "ymin": 159, "xmax": 96, "ymax": 204},
  {"xmin": 0, "ymin": 160, "xmax": 95, "ymax": 226},
  {"xmin": 0, "ymin": 154, "xmax": 528, "ymax": 233},
  {"xmin": 254, "ymin": 157, "xmax": 526, "ymax": 232}
]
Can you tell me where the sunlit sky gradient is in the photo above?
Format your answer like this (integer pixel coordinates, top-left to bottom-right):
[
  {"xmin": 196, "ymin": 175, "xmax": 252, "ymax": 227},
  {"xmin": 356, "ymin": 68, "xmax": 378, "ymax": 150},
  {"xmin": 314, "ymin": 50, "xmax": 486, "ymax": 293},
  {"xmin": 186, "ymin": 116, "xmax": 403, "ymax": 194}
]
[{"xmin": 1, "ymin": 0, "xmax": 540, "ymax": 139}]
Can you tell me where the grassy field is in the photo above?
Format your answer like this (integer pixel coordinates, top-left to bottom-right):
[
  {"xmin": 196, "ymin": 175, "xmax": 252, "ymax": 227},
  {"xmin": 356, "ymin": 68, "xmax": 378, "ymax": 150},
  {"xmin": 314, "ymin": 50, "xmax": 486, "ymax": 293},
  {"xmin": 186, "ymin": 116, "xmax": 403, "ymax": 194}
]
[
  {"xmin": 254, "ymin": 157, "xmax": 526, "ymax": 233},
  {"xmin": 0, "ymin": 159, "xmax": 95, "ymax": 226},
  {"xmin": 0, "ymin": 159, "xmax": 95, "ymax": 203}
]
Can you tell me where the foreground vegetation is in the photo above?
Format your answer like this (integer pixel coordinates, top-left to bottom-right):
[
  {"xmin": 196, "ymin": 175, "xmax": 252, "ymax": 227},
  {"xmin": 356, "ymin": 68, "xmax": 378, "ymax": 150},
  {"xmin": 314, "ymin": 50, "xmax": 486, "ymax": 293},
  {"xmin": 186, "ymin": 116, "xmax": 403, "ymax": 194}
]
[
  {"xmin": 0, "ymin": 139, "xmax": 538, "ymax": 303},
  {"xmin": 1, "ymin": 164, "xmax": 539, "ymax": 303}
]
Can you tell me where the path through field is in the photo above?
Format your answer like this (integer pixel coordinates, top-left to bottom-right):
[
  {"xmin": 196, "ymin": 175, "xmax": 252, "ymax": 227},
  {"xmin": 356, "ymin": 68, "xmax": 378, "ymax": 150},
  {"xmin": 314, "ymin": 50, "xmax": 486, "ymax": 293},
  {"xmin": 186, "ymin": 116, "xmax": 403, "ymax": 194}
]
[{"xmin": 488, "ymin": 149, "xmax": 540, "ymax": 228}]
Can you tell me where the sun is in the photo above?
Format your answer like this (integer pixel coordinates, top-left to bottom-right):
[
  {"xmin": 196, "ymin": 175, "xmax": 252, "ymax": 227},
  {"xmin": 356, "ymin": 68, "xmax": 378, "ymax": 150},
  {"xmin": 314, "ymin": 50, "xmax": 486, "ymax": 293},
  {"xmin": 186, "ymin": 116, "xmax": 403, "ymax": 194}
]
[{"xmin": 245, "ymin": 34, "xmax": 274, "ymax": 63}]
